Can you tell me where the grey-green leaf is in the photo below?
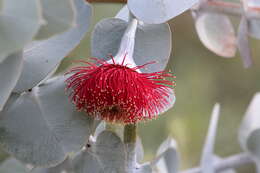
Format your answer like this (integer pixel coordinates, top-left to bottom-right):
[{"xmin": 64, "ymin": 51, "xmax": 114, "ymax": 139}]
[
  {"xmin": 128, "ymin": 0, "xmax": 198, "ymax": 24},
  {"xmin": 94, "ymin": 131, "xmax": 126, "ymax": 173},
  {"xmin": 200, "ymin": 104, "xmax": 221, "ymax": 173},
  {"xmin": 0, "ymin": 75, "xmax": 96, "ymax": 167},
  {"xmin": 72, "ymin": 149, "xmax": 103, "ymax": 173},
  {"xmin": 14, "ymin": 0, "xmax": 92, "ymax": 93},
  {"xmin": 33, "ymin": 158, "xmax": 73, "ymax": 173},
  {"xmin": 0, "ymin": 52, "xmax": 23, "ymax": 111},
  {"xmin": 214, "ymin": 156, "xmax": 237, "ymax": 173},
  {"xmin": 153, "ymin": 137, "xmax": 179, "ymax": 173},
  {"xmin": 248, "ymin": 19, "xmax": 260, "ymax": 39},
  {"xmin": 195, "ymin": 13, "xmax": 236, "ymax": 58},
  {"xmin": 35, "ymin": 0, "xmax": 76, "ymax": 40},
  {"xmin": 136, "ymin": 136, "xmax": 144, "ymax": 163},
  {"xmin": 136, "ymin": 163, "xmax": 152, "ymax": 173},
  {"xmin": 91, "ymin": 18, "xmax": 172, "ymax": 73},
  {"xmin": 0, "ymin": 0, "xmax": 41, "ymax": 62},
  {"xmin": 237, "ymin": 16, "xmax": 253, "ymax": 68},
  {"xmin": 115, "ymin": 5, "xmax": 129, "ymax": 22},
  {"xmin": 0, "ymin": 158, "xmax": 31, "ymax": 173},
  {"xmin": 239, "ymin": 93, "xmax": 260, "ymax": 161}
]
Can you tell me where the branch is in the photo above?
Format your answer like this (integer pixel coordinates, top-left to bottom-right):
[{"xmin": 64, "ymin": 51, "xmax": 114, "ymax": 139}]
[
  {"xmin": 181, "ymin": 153, "xmax": 254, "ymax": 173},
  {"xmin": 198, "ymin": 0, "xmax": 260, "ymax": 19}
]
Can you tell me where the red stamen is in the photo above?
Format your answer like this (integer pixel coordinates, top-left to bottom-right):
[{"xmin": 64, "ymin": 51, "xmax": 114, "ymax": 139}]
[{"xmin": 66, "ymin": 56, "xmax": 176, "ymax": 124}]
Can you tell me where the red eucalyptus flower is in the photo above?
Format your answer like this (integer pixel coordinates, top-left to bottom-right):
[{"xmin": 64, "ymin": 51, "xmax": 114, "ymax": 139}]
[
  {"xmin": 66, "ymin": 18, "xmax": 176, "ymax": 124},
  {"xmin": 66, "ymin": 56, "xmax": 176, "ymax": 124}
]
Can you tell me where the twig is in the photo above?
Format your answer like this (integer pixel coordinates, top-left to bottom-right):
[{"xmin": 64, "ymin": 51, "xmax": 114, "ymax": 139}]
[
  {"xmin": 198, "ymin": 0, "xmax": 260, "ymax": 19},
  {"xmin": 181, "ymin": 153, "xmax": 254, "ymax": 173}
]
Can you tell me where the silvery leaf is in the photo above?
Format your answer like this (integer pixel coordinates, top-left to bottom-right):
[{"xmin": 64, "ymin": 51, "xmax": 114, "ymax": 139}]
[
  {"xmin": 91, "ymin": 18, "xmax": 172, "ymax": 73},
  {"xmin": 72, "ymin": 149, "xmax": 103, "ymax": 173},
  {"xmin": 115, "ymin": 5, "xmax": 129, "ymax": 22},
  {"xmin": 33, "ymin": 158, "xmax": 73, "ymax": 173},
  {"xmin": 237, "ymin": 16, "xmax": 253, "ymax": 68},
  {"xmin": 0, "ymin": 75, "xmax": 96, "ymax": 167},
  {"xmin": 0, "ymin": 0, "xmax": 41, "ymax": 62},
  {"xmin": 239, "ymin": 93, "xmax": 260, "ymax": 161},
  {"xmin": 136, "ymin": 163, "xmax": 152, "ymax": 173},
  {"xmin": 35, "ymin": 0, "xmax": 76, "ymax": 39},
  {"xmin": 128, "ymin": 0, "xmax": 199, "ymax": 24},
  {"xmin": 214, "ymin": 156, "xmax": 237, "ymax": 173},
  {"xmin": 153, "ymin": 137, "xmax": 179, "ymax": 173},
  {"xmin": 94, "ymin": 131, "xmax": 126, "ymax": 173},
  {"xmin": 14, "ymin": 0, "xmax": 92, "ymax": 93},
  {"xmin": 0, "ymin": 158, "xmax": 31, "ymax": 173},
  {"xmin": 200, "ymin": 104, "xmax": 221, "ymax": 173},
  {"xmin": 195, "ymin": 13, "xmax": 236, "ymax": 58},
  {"xmin": 248, "ymin": 19, "xmax": 260, "ymax": 39},
  {"xmin": 136, "ymin": 136, "xmax": 144, "ymax": 163},
  {"xmin": 0, "ymin": 52, "xmax": 23, "ymax": 111}
]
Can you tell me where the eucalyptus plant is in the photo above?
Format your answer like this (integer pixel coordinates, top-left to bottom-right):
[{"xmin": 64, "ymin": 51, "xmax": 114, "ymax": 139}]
[{"xmin": 0, "ymin": 0, "xmax": 260, "ymax": 173}]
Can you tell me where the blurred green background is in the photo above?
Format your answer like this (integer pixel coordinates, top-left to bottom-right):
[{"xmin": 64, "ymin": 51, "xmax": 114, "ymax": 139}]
[{"xmin": 1, "ymin": 2, "xmax": 260, "ymax": 173}]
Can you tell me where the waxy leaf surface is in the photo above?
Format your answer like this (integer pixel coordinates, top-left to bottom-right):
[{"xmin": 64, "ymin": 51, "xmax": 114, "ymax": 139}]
[
  {"xmin": 0, "ymin": 53, "xmax": 23, "ymax": 111},
  {"xmin": 0, "ymin": 76, "xmax": 96, "ymax": 167},
  {"xmin": 239, "ymin": 93, "xmax": 260, "ymax": 161},
  {"xmin": 35, "ymin": 0, "xmax": 76, "ymax": 39},
  {"xmin": 200, "ymin": 104, "xmax": 221, "ymax": 173},
  {"xmin": 14, "ymin": 0, "xmax": 92, "ymax": 93},
  {"xmin": 0, "ymin": 0, "xmax": 41, "ymax": 62},
  {"xmin": 153, "ymin": 137, "xmax": 179, "ymax": 173},
  {"xmin": 92, "ymin": 18, "xmax": 172, "ymax": 73},
  {"xmin": 195, "ymin": 13, "xmax": 236, "ymax": 58},
  {"xmin": 128, "ymin": 0, "xmax": 198, "ymax": 24}
]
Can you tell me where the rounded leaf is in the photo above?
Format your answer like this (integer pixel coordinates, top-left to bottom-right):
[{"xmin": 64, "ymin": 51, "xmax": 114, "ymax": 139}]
[
  {"xmin": 128, "ymin": 0, "xmax": 198, "ymax": 24},
  {"xmin": 195, "ymin": 13, "xmax": 236, "ymax": 58},
  {"xmin": 239, "ymin": 93, "xmax": 260, "ymax": 161},
  {"xmin": 0, "ymin": 52, "xmax": 23, "ymax": 111},
  {"xmin": 72, "ymin": 150, "xmax": 103, "ymax": 173},
  {"xmin": 91, "ymin": 18, "xmax": 172, "ymax": 73},
  {"xmin": 0, "ymin": 159, "xmax": 30, "ymax": 173},
  {"xmin": 0, "ymin": 76, "xmax": 96, "ymax": 167},
  {"xmin": 94, "ymin": 131, "xmax": 126, "ymax": 173},
  {"xmin": 35, "ymin": 0, "xmax": 76, "ymax": 39},
  {"xmin": 14, "ymin": 0, "xmax": 92, "ymax": 93},
  {"xmin": 0, "ymin": 0, "xmax": 41, "ymax": 62}
]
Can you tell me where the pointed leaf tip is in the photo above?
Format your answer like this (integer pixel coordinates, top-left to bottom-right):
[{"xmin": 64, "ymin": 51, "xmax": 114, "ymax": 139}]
[{"xmin": 200, "ymin": 103, "xmax": 221, "ymax": 173}]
